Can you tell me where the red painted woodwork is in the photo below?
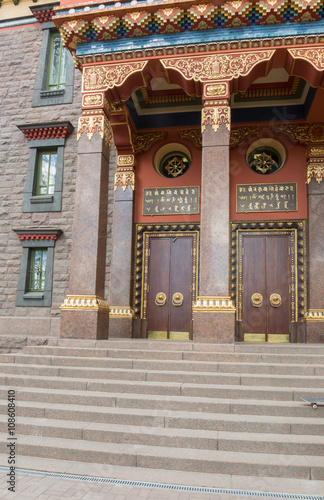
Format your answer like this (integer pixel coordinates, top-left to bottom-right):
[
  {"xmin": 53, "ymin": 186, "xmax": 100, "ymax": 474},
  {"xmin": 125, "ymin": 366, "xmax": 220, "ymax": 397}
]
[
  {"xmin": 242, "ymin": 234, "xmax": 291, "ymax": 340},
  {"xmin": 134, "ymin": 129, "xmax": 201, "ymax": 223},
  {"xmin": 230, "ymin": 131, "xmax": 308, "ymax": 220},
  {"xmin": 146, "ymin": 235, "xmax": 193, "ymax": 337}
]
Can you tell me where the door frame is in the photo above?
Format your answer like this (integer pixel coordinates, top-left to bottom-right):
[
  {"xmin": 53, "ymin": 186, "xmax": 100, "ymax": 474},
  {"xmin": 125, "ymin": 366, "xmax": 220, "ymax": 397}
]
[
  {"xmin": 142, "ymin": 231, "xmax": 199, "ymax": 339},
  {"xmin": 133, "ymin": 224, "xmax": 199, "ymax": 339},
  {"xmin": 230, "ymin": 220, "xmax": 307, "ymax": 342}
]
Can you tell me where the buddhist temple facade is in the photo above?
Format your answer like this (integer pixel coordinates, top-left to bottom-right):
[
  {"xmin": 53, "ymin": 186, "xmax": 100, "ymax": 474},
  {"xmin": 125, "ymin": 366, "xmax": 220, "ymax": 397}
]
[{"xmin": 1, "ymin": 0, "xmax": 324, "ymax": 344}]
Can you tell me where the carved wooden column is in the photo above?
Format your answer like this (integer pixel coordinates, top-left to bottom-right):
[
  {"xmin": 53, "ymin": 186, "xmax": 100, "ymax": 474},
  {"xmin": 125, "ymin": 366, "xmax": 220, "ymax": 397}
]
[
  {"xmin": 193, "ymin": 82, "xmax": 235, "ymax": 342},
  {"xmin": 108, "ymin": 152, "xmax": 136, "ymax": 337},
  {"xmin": 305, "ymin": 145, "xmax": 324, "ymax": 342},
  {"xmin": 60, "ymin": 97, "xmax": 111, "ymax": 339}
]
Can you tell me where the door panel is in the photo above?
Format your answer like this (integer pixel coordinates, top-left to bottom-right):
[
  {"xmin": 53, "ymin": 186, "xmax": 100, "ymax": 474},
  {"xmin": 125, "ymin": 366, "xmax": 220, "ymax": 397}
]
[
  {"xmin": 242, "ymin": 236, "xmax": 267, "ymax": 337},
  {"xmin": 147, "ymin": 237, "xmax": 170, "ymax": 336},
  {"xmin": 169, "ymin": 237, "xmax": 192, "ymax": 335},
  {"xmin": 266, "ymin": 235, "xmax": 290, "ymax": 338}
]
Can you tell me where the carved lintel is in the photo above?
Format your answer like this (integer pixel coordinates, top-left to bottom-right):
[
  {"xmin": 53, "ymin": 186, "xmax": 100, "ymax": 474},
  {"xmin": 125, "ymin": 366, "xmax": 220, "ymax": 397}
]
[
  {"xmin": 161, "ymin": 51, "xmax": 275, "ymax": 82},
  {"xmin": 273, "ymin": 123, "xmax": 324, "ymax": 144},
  {"xmin": 288, "ymin": 48, "xmax": 324, "ymax": 72},
  {"xmin": 201, "ymin": 105, "xmax": 231, "ymax": 134},
  {"xmin": 60, "ymin": 295, "xmax": 110, "ymax": 313},
  {"xmin": 82, "ymin": 61, "xmax": 147, "ymax": 92},
  {"xmin": 178, "ymin": 129, "xmax": 202, "ymax": 148},
  {"xmin": 193, "ymin": 296, "xmax": 236, "ymax": 313},
  {"xmin": 230, "ymin": 126, "xmax": 262, "ymax": 148},
  {"xmin": 77, "ymin": 111, "xmax": 112, "ymax": 146}
]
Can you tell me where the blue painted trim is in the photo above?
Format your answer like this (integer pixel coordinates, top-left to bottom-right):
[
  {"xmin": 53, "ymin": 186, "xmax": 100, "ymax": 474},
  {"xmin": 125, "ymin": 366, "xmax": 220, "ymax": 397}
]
[
  {"xmin": 77, "ymin": 21, "xmax": 324, "ymax": 56},
  {"xmin": 0, "ymin": 17, "xmax": 38, "ymax": 30}
]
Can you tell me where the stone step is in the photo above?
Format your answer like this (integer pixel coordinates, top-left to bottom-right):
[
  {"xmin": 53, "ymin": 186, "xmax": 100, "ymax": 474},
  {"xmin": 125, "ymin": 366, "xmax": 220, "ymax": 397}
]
[
  {"xmin": 0, "ymin": 432, "xmax": 322, "ymax": 479},
  {"xmin": 4, "ymin": 372, "xmax": 324, "ymax": 400},
  {"xmin": 0, "ymin": 385, "xmax": 322, "ymax": 418},
  {"xmin": 1, "ymin": 399, "xmax": 323, "ymax": 435},
  {"xmin": 2, "ymin": 353, "xmax": 324, "ymax": 376},
  {"xmin": 47, "ymin": 338, "xmax": 324, "ymax": 355},
  {"xmin": 21, "ymin": 345, "xmax": 324, "ymax": 365},
  {"xmin": 2, "ymin": 362, "xmax": 324, "ymax": 388},
  {"xmin": 1, "ymin": 415, "xmax": 323, "ymax": 456}
]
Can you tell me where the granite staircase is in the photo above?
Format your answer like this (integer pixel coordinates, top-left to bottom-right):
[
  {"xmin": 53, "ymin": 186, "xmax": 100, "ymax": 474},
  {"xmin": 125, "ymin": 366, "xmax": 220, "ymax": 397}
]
[{"xmin": 0, "ymin": 339, "xmax": 324, "ymax": 485}]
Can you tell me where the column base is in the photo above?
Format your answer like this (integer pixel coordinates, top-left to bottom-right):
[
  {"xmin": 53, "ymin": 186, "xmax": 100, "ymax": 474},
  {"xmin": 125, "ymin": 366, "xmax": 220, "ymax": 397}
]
[
  {"xmin": 192, "ymin": 296, "xmax": 235, "ymax": 343},
  {"xmin": 193, "ymin": 311, "xmax": 235, "ymax": 343},
  {"xmin": 60, "ymin": 310, "xmax": 109, "ymax": 339},
  {"xmin": 108, "ymin": 307, "xmax": 134, "ymax": 338},
  {"xmin": 60, "ymin": 295, "xmax": 109, "ymax": 339}
]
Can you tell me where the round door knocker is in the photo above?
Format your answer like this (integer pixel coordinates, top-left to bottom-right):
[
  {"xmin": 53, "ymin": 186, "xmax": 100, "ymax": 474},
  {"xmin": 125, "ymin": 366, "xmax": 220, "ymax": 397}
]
[
  {"xmin": 172, "ymin": 292, "xmax": 183, "ymax": 307},
  {"xmin": 155, "ymin": 292, "xmax": 167, "ymax": 307},
  {"xmin": 251, "ymin": 293, "xmax": 263, "ymax": 308},
  {"xmin": 270, "ymin": 293, "xmax": 282, "ymax": 308}
]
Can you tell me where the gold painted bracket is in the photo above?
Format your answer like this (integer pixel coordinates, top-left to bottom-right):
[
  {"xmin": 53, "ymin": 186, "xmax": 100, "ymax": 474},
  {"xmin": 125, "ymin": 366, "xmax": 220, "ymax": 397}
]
[
  {"xmin": 60, "ymin": 295, "xmax": 110, "ymax": 313},
  {"xmin": 193, "ymin": 296, "xmax": 235, "ymax": 313}
]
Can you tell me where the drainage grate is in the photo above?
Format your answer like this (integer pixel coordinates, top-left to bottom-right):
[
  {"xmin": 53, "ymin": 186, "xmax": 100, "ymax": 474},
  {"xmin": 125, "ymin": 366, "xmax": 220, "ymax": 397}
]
[{"xmin": 0, "ymin": 467, "xmax": 323, "ymax": 500}]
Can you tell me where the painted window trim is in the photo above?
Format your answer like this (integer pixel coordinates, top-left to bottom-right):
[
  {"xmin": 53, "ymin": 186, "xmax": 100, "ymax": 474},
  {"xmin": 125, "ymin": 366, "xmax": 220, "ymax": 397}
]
[
  {"xmin": 32, "ymin": 22, "xmax": 74, "ymax": 107},
  {"xmin": 14, "ymin": 229, "xmax": 62, "ymax": 308},
  {"xmin": 22, "ymin": 138, "xmax": 65, "ymax": 213}
]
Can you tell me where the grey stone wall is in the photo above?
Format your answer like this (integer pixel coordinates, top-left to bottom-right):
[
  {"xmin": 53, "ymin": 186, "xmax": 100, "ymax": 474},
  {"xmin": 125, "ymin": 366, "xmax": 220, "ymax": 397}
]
[{"xmin": 0, "ymin": 24, "xmax": 115, "ymax": 337}]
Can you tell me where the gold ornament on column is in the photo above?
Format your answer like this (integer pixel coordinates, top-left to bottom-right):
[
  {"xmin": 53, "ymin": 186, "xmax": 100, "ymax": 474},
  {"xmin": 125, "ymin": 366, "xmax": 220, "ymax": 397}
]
[
  {"xmin": 201, "ymin": 105, "xmax": 231, "ymax": 134},
  {"xmin": 77, "ymin": 110, "xmax": 112, "ymax": 146}
]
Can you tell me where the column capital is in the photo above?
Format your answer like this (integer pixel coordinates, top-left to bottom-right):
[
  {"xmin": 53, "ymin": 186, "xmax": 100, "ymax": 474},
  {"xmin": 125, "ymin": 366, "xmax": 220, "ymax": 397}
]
[
  {"xmin": 201, "ymin": 100, "xmax": 231, "ymax": 135},
  {"xmin": 203, "ymin": 81, "xmax": 230, "ymax": 100},
  {"xmin": 306, "ymin": 145, "xmax": 324, "ymax": 184},
  {"xmin": 115, "ymin": 154, "xmax": 136, "ymax": 192}
]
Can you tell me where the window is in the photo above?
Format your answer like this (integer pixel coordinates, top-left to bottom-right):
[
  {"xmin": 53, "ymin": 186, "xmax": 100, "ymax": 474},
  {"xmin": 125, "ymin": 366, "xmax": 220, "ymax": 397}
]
[
  {"xmin": 37, "ymin": 150, "xmax": 57, "ymax": 195},
  {"xmin": 28, "ymin": 249, "xmax": 48, "ymax": 292},
  {"xmin": 32, "ymin": 24, "xmax": 74, "ymax": 107},
  {"xmin": 18, "ymin": 122, "xmax": 74, "ymax": 213},
  {"xmin": 47, "ymin": 33, "xmax": 69, "ymax": 91},
  {"xmin": 15, "ymin": 230, "xmax": 62, "ymax": 307}
]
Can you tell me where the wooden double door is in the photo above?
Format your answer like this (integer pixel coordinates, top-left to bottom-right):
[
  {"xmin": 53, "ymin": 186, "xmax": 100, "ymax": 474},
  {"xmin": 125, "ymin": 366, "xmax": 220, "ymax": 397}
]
[
  {"xmin": 143, "ymin": 233, "xmax": 197, "ymax": 340},
  {"xmin": 238, "ymin": 232, "xmax": 296, "ymax": 342}
]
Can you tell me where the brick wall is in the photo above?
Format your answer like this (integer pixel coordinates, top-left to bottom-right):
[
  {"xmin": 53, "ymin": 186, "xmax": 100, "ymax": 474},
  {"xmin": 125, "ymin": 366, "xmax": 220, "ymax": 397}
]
[{"xmin": 0, "ymin": 24, "xmax": 115, "ymax": 337}]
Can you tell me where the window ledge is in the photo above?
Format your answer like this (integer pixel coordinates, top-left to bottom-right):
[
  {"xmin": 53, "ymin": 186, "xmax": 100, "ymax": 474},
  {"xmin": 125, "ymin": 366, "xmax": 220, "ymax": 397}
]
[
  {"xmin": 30, "ymin": 195, "xmax": 54, "ymax": 204},
  {"xmin": 23, "ymin": 292, "xmax": 44, "ymax": 300},
  {"xmin": 40, "ymin": 89, "xmax": 65, "ymax": 99}
]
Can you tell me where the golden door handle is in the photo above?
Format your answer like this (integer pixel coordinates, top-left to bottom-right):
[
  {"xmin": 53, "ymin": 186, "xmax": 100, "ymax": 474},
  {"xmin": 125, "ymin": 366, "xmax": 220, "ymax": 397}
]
[
  {"xmin": 270, "ymin": 293, "xmax": 282, "ymax": 307},
  {"xmin": 172, "ymin": 292, "xmax": 183, "ymax": 307},
  {"xmin": 251, "ymin": 293, "xmax": 263, "ymax": 308},
  {"xmin": 155, "ymin": 292, "xmax": 167, "ymax": 306}
]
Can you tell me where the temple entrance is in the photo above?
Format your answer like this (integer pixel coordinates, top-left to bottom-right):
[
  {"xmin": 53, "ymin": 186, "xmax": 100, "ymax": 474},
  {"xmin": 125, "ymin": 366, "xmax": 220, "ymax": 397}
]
[
  {"xmin": 144, "ymin": 233, "xmax": 197, "ymax": 340},
  {"xmin": 238, "ymin": 232, "xmax": 295, "ymax": 342}
]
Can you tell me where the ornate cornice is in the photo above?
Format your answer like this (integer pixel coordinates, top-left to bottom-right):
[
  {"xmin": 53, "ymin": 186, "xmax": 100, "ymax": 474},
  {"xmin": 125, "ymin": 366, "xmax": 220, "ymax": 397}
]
[
  {"xmin": 82, "ymin": 62, "xmax": 147, "ymax": 92},
  {"xmin": 161, "ymin": 51, "xmax": 275, "ymax": 82},
  {"xmin": 77, "ymin": 111, "xmax": 112, "ymax": 146},
  {"xmin": 18, "ymin": 122, "xmax": 74, "ymax": 141},
  {"xmin": 193, "ymin": 296, "xmax": 236, "ymax": 313},
  {"xmin": 30, "ymin": 3, "xmax": 59, "ymax": 23},
  {"xmin": 178, "ymin": 129, "xmax": 202, "ymax": 148},
  {"xmin": 14, "ymin": 229, "xmax": 62, "ymax": 241},
  {"xmin": 60, "ymin": 295, "xmax": 110, "ymax": 313}
]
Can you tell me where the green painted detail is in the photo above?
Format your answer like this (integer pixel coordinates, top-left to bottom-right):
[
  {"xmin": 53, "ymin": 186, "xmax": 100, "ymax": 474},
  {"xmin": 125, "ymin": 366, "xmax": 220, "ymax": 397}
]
[
  {"xmin": 29, "ymin": 249, "xmax": 48, "ymax": 292},
  {"xmin": 134, "ymin": 89, "xmax": 202, "ymax": 110},
  {"xmin": 233, "ymin": 78, "xmax": 306, "ymax": 104}
]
